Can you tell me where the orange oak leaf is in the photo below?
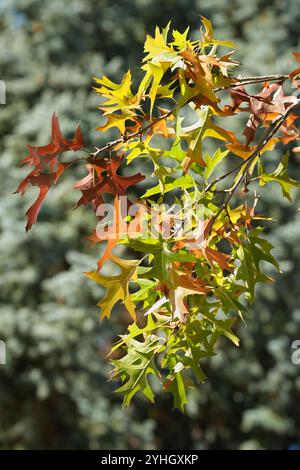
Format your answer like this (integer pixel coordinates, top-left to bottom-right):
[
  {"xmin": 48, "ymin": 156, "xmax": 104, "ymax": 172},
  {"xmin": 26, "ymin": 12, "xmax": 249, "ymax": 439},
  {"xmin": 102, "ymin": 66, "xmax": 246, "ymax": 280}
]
[
  {"xmin": 227, "ymin": 137, "xmax": 278, "ymax": 159},
  {"xmin": 289, "ymin": 52, "xmax": 300, "ymax": 79}
]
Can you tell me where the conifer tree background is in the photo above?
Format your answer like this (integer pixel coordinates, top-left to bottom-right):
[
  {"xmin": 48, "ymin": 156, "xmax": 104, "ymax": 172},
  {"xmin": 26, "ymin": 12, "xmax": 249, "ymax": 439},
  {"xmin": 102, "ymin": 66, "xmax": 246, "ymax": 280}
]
[{"xmin": 0, "ymin": 0, "xmax": 300, "ymax": 450}]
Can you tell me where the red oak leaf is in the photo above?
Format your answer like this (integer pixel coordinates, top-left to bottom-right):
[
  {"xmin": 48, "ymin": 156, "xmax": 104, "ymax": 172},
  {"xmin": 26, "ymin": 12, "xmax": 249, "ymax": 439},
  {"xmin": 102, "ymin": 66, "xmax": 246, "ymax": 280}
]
[
  {"xmin": 227, "ymin": 83, "xmax": 299, "ymax": 145},
  {"xmin": 74, "ymin": 155, "xmax": 145, "ymax": 210},
  {"xmin": 15, "ymin": 113, "xmax": 84, "ymax": 230}
]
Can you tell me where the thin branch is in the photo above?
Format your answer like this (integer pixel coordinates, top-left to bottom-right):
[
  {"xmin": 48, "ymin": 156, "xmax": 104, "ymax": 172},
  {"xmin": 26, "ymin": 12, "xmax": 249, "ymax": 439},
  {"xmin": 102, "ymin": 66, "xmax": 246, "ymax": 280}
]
[
  {"xmin": 214, "ymin": 74, "xmax": 289, "ymax": 92},
  {"xmin": 233, "ymin": 74, "xmax": 289, "ymax": 83}
]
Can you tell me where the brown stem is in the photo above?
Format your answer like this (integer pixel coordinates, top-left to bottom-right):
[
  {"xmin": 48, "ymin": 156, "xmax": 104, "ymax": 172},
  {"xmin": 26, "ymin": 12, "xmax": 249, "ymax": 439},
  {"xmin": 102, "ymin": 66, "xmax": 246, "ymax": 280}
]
[{"xmin": 214, "ymin": 74, "xmax": 289, "ymax": 92}]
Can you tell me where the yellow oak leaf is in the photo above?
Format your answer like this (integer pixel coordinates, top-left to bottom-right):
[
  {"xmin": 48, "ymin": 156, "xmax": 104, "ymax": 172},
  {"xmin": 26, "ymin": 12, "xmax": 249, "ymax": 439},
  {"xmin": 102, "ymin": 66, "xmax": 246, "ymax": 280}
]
[
  {"xmin": 143, "ymin": 26, "xmax": 177, "ymax": 62},
  {"xmin": 94, "ymin": 70, "xmax": 140, "ymax": 115},
  {"xmin": 85, "ymin": 255, "xmax": 140, "ymax": 321}
]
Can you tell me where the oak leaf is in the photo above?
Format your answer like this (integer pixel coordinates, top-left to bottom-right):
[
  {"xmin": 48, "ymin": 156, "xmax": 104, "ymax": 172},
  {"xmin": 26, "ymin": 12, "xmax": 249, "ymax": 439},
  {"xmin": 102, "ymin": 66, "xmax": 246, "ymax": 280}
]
[
  {"xmin": 15, "ymin": 113, "xmax": 84, "ymax": 230},
  {"xmin": 85, "ymin": 255, "xmax": 140, "ymax": 321},
  {"xmin": 74, "ymin": 155, "xmax": 145, "ymax": 210}
]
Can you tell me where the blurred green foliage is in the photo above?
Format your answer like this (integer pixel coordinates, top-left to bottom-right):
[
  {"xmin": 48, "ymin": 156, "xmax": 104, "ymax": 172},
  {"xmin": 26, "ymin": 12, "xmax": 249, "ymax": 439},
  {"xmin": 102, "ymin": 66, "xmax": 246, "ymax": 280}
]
[{"xmin": 0, "ymin": 0, "xmax": 300, "ymax": 449}]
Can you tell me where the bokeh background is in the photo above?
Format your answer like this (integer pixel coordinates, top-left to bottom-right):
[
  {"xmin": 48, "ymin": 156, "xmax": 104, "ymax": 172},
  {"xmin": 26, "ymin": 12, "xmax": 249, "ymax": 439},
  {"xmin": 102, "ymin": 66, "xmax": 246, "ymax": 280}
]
[{"xmin": 1, "ymin": 0, "xmax": 300, "ymax": 450}]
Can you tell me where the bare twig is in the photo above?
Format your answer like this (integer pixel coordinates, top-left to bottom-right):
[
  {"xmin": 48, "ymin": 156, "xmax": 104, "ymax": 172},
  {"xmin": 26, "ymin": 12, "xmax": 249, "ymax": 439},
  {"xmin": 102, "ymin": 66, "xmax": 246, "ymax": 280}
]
[{"xmin": 214, "ymin": 74, "xmax": 289, "ymax": 92}]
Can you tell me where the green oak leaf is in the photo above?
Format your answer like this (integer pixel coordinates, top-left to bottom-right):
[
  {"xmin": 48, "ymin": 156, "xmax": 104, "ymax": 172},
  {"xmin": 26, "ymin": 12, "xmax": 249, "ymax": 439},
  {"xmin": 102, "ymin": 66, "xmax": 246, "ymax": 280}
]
[
  {"xmin": 111, "ymin": 335, "xmax": 163, "ymax": 406},
  {"xmin": 259, "ymin": 152, "xmax": 300, "ymax": 201}
]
